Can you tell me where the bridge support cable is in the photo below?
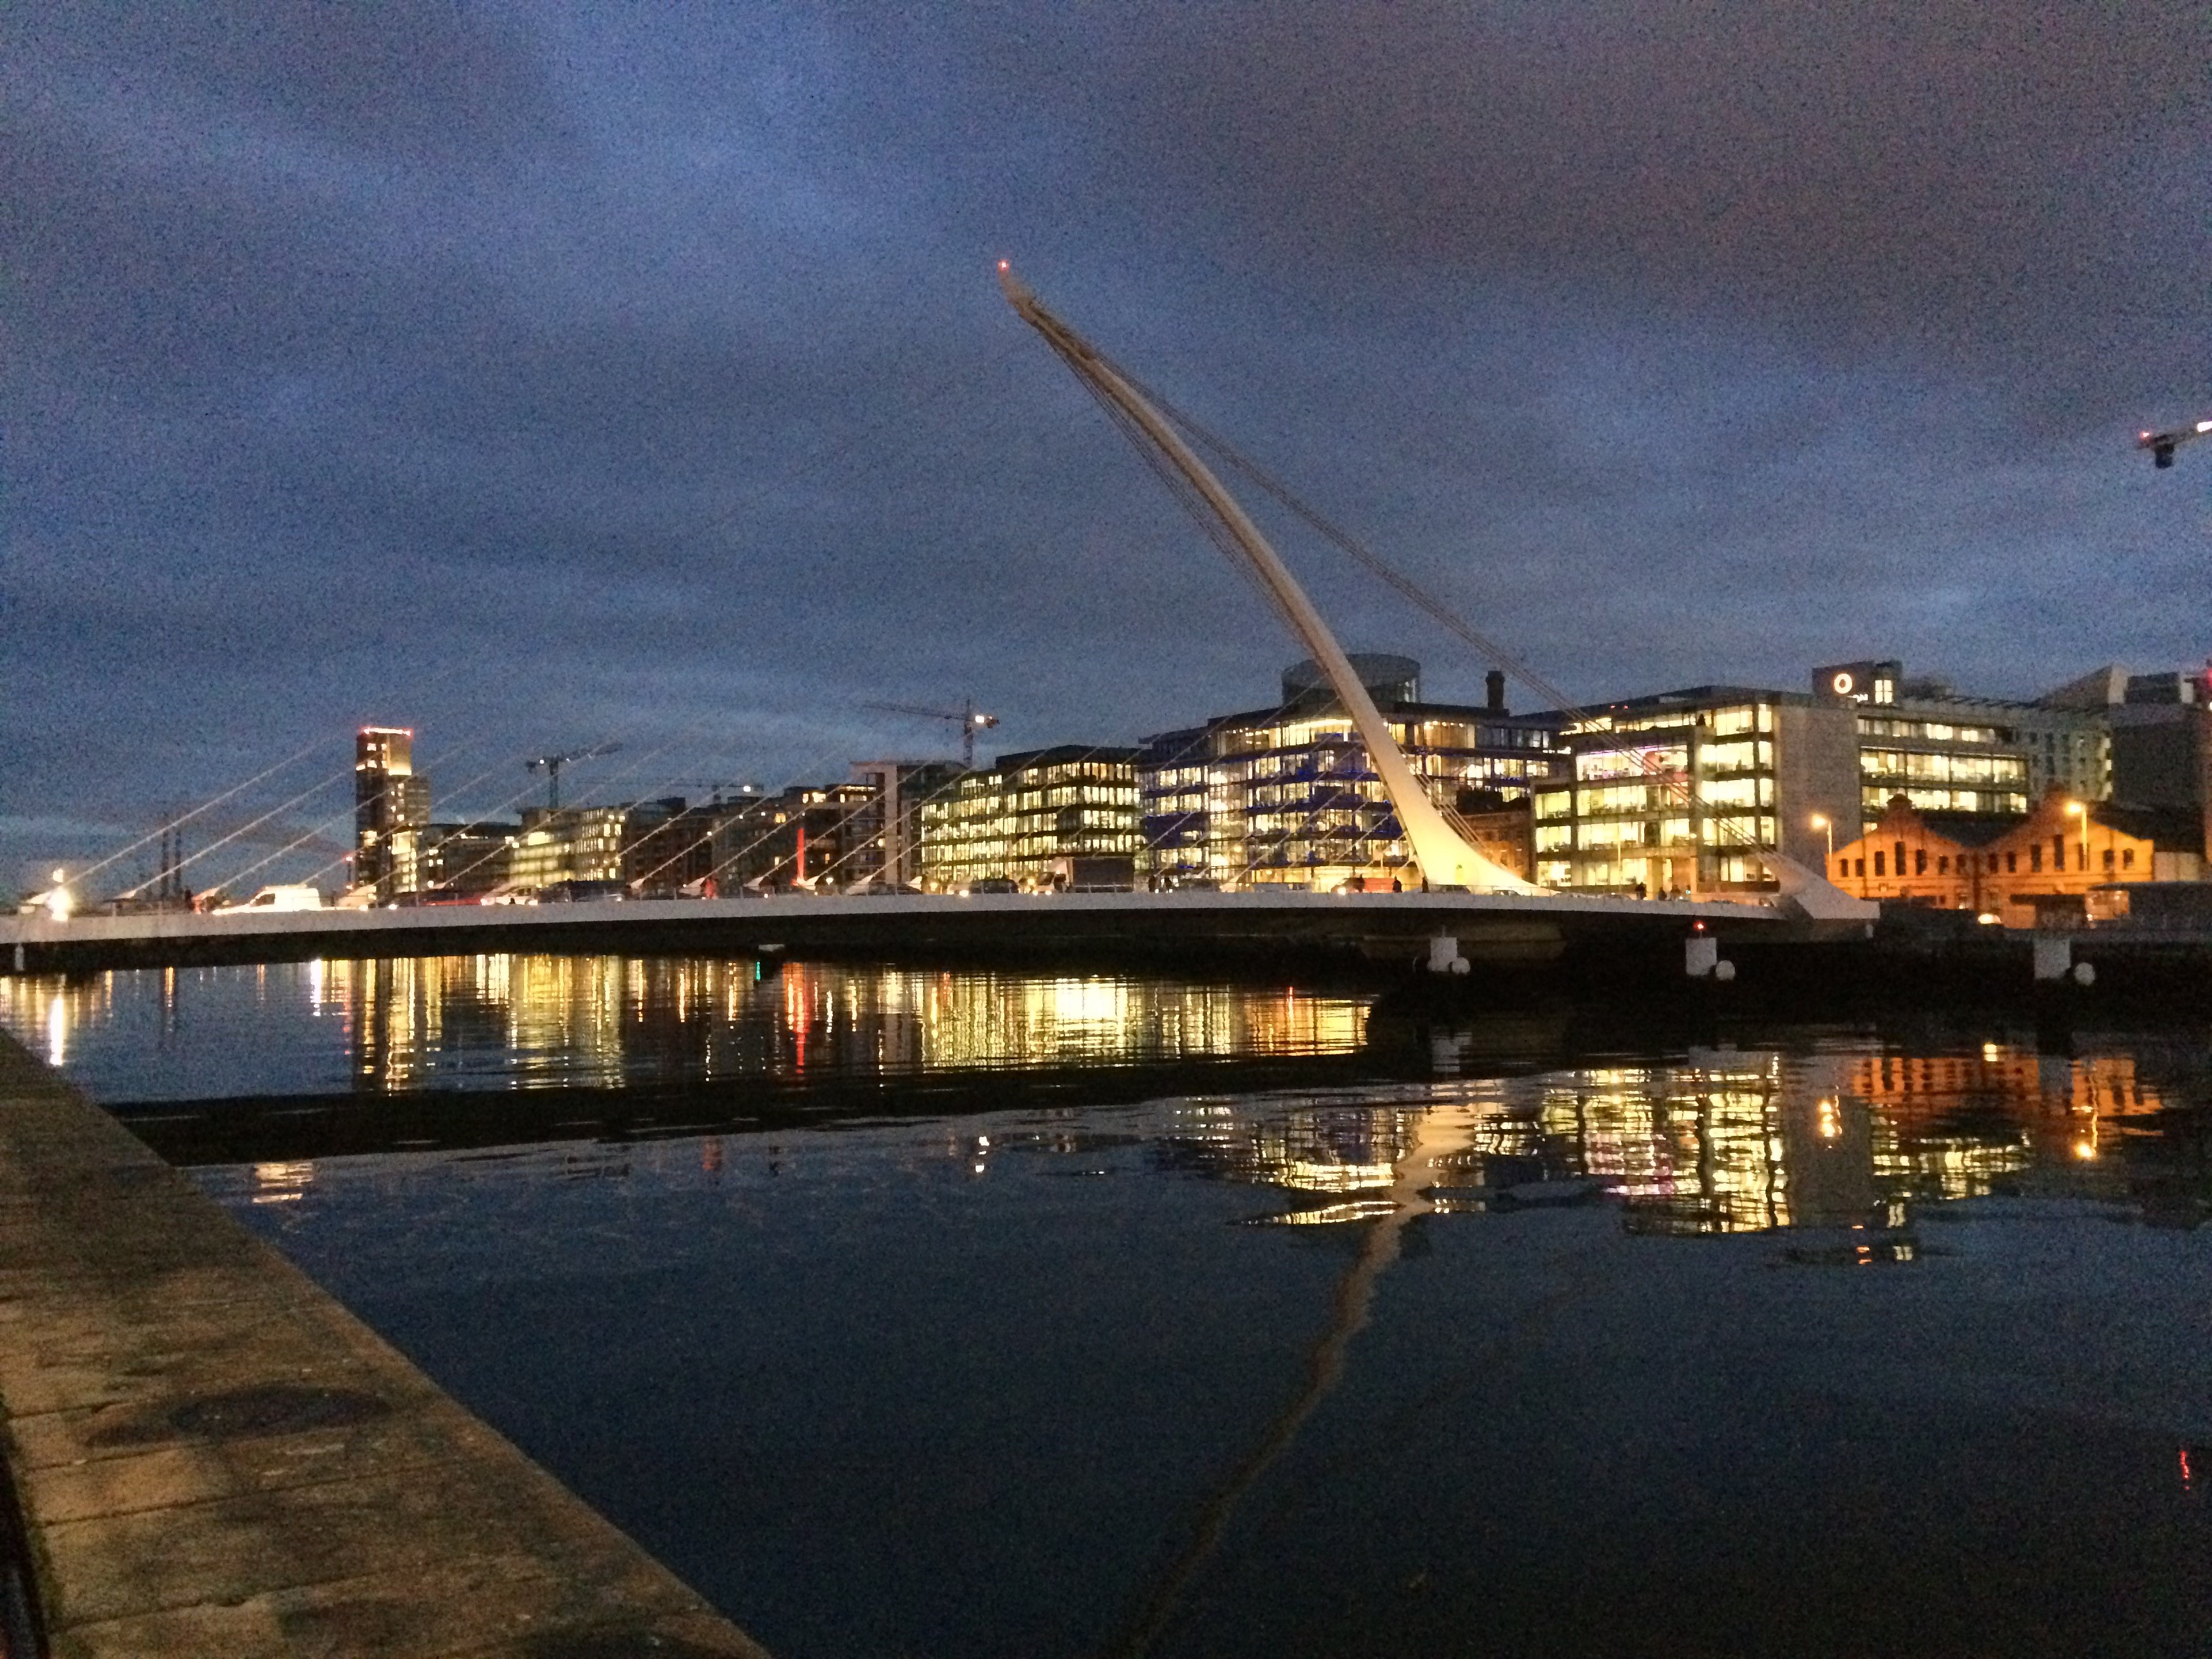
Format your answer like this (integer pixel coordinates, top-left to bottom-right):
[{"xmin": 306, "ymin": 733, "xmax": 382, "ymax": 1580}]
[
  {"xmin": 405, "ymin": 711, "xmax": 741, "ymax": 898},
  {"xmin": 997, "ymin": 264, "xmax": 1537, "ymax": 896},
  {"xmin": 207, "ymin": 727, "xmax": 526, "ymax": 899},
  {"xmin": 1074, "ymin": 327, "xmax": 1873, "ymax": 921},
  {"xmin": 66, "ymin": 739, "xmax": 327, "ymax": 890},
  {"xmin": 118, "ymin": 756, "xmax": 361, "ymax": 899}
]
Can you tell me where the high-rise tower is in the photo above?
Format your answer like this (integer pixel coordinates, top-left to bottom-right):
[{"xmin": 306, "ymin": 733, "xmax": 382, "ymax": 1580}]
[{"xmin": 355, "ymin": 726, "xmax": 430, "ymax": 898}]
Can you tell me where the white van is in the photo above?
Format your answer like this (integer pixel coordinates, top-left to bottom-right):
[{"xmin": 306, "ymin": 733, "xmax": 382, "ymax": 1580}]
[{"xmin": 232, "ymin": 885, "xmax": 325, "ymax": 912}]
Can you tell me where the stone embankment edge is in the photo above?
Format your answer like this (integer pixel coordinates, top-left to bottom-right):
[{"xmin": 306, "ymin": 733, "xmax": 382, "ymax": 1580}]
[{"xmin": 0, "ymin": 1029, "xmax": 771, "ymax": 1659}]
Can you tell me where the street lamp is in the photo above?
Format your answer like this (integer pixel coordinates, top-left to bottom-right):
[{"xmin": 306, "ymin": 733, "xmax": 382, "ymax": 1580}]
[
  {"xmin": 2064, "ymin": 800, "xmax": 2087, "ymax": 876},
  {"xmin": 1809, "ymin": 813, "xmax": 1832, "ymax": 870}
]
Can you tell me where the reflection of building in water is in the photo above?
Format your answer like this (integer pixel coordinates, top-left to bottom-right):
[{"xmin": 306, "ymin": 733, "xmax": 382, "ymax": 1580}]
[
  {"xmin": 5, "ymin": 959, "xmax": 1367, "ymax": 1092},
  {"xmin": 251, "ymin": 1160, "xmax": 316, "ymax": 1204},
  {"xmin": 1847, "ymin": 1045, "xmax": 2164, "ymax": 1195},
  {"xmin": 0, "ymin": 974, "xmax": 117, "ymax": 1069},
  {"xmin": 1156, "ymin": 1043, "xmax": 2184, "ymax": 1233},
  {"xmin": 310, "ymin": 956, "xmax": 1373, "ymax": 1091}
]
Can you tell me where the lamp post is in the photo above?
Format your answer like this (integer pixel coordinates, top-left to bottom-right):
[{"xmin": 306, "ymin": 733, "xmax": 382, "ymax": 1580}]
[
  {"xmin": 1809, "ymin": 813, "xmax": 1832, "ymax": 863},
  {"xmin": 2064, "ymin": 800, "xmax": 2087, "ymax": 879}
]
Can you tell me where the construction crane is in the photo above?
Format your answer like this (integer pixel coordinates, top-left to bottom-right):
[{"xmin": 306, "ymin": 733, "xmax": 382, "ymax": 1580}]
[
  {"xmin": 863, "ymin": 699, "xmax": 1000, "ymax": 769},
  {"xmin": 525, "ymin": 742, "xmax": 619, "ymax": 810},
  {"xmin": 2138, "ymin": 416, "xmax": 2212, "ymax": 469}
]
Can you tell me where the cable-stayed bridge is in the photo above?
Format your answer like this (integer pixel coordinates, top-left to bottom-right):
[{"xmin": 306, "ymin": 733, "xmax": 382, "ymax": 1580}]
[
  {"xmin": 10, "ymin": 269, "xmax": 1881, "ymax": 979},
  {"xmin": 1, "ymin": 885, "xmax": 1795, "ymax": 980}
]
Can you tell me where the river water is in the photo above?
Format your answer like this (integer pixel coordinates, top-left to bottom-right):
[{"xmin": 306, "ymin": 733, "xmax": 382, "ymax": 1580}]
[{"xmin": 8, "ymin": 958, "xmax": 2212, "ymax": 1657}]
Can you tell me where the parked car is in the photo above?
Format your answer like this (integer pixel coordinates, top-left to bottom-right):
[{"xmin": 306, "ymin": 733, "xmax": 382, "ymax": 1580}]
[
  {"xmin": 968, "ymin": 877, "xmax": 1021, "ymax": 895},
  {"xmin": 393, "ymin": 887, "xmax": 475, "ymax": 907},
  {"xmin": 535, "ymin": 879, "xmax": 629, "ymax": 904}
]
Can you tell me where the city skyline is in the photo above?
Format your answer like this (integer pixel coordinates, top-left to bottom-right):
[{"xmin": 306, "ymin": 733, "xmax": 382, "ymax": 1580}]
[{"xmin": 7, "ymin": 5, "xmax": 2207, "ymax": 887}]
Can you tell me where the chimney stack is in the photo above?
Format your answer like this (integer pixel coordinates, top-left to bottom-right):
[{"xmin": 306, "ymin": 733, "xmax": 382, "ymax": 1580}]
[{"xmin": 1485, "ymin": 670, "xmax": 1507, "ymax": 714}]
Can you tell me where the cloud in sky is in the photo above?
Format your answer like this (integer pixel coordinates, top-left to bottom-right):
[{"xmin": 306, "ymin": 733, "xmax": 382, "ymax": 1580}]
[{"xmin": 3, "ymin": 1, "xmax": 2206, "ymax": 886}]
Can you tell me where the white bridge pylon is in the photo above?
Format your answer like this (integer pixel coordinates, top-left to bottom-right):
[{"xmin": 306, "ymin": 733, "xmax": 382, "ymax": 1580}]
[{"xmin": 998, "ymin": 263, "xmax": 1541, "ymax": 896}]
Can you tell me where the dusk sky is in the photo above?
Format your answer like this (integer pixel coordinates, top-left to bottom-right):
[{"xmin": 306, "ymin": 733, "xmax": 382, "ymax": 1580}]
[{"xmin": 7, "ymin": 2, "xmax": 2207, "ymax": 890}]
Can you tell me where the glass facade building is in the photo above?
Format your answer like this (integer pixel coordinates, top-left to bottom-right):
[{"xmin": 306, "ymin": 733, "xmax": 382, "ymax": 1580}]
[
  {"xmin": 1814, "ymin": 659, "xmax": 2106, "ymax": 825},
  {"xmin": 1533, "ymin": 689, "xmax": 1860, "ymax": 896},
  {"xmin": 1136, "ymin": 660, "xmax": 1568, "ymax": 889},
  {"xmin": 506, "ymin": 806, "xmax": 630, "ymax": 890},
  {"xmin": 919, "ymin": 747, "xmax": 1141, "ymax": 891}
]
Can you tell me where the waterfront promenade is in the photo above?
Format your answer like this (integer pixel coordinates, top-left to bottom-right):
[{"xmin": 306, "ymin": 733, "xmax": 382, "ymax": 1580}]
[{"xmin": 0, "ymin": 1029, "xmax": 769, "ymax": 1658}]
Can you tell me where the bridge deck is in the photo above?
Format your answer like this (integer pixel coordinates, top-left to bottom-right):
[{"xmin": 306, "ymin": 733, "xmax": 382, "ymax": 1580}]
[{"xmin": 1, "ymin": 888, "xmax": 1792, "ymax": 975}]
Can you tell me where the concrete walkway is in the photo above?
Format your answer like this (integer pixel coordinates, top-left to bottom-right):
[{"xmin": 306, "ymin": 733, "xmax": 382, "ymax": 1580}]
[{"xmin": 0, "ymin": 1030, "xmax": 771, "ymax": 1658}]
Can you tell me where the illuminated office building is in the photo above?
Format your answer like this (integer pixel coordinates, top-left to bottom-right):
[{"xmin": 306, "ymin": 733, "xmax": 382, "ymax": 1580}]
[
  {"xmin": 354, "ymin": 726, "xmax": 430, "ymax": 899},
  {"xmin": 417, "ymin": 822, "xmax": 516, "ymax": 896},
  {"xmin": 846, "ymin": 760, "xmax": 968, "ymax": 889},
  {"xmin": 1533, "ymin": 688, "xmax": 1858, "ymax": 896},
  {"xmin": 1136, "ymin": 658, "xmax": 1568, "ymax": 888},
  {"xmin": 507, "ymin": 805, "xmax": 630, "ymax": 889},
  {"xmin": 709, "ymin": 784, "xmax": 875, "ymax": 890},
  {"xmin": 1814, "ymin": 659, "xmax": 2068, "ymax": 824},
  {"xmin": 918, "ymin": 747, "xmax": 1141, "ymax": 891}
]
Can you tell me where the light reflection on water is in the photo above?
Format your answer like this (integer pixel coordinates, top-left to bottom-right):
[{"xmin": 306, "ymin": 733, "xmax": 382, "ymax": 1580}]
[
  {"xmin": 0, "ymin": 958, "xmax": 1367, "ymax": 1099},
  {"xmin": 16, "ymin": 960, "xmax": 2212, "ymax": 1654},
  {"xmin": 182, "ymin": 1030, "xmax": 2212, "ymax": 1657}
]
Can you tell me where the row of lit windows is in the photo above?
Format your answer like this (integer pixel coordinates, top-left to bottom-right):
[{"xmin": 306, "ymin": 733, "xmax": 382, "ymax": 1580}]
[
  {"xmin": 1573, "ymin": 703, "xmax": 1773, "ymax": 738},
  {"xmin": 1040, "ymin": 785, "xmax": 1136, "ymax": 807},
  {"xmin": 1857, "ymin": 716, "xmax": 2009, "ymax": 745},
  {"xmin": 1860, "ymin": 786, "xmax": 2028, "ymax": 816},
  {"xmin": 1250, "ymin": 811, "xmax": 1389, "ymax": 835},
  {"xmin": 1861, "ymin": 749, "xmax": 2028, "ymax": 785},
  {"xmin": 1535, "ymin": 847, "xmax": 1776, "ymax": 889},
  {"xmin": 1562, "ymin": 815, "xmax": 1773, "ymax": 854},
  {"xmin": 1256, "ymin": 844, "xmax": 1406, "ymax": 872},
  {"xmin": 1577, "ymin": 745, "xmax": 1688, "ymax": 781},
  {"xmin": 1698, "ymin": 739, "xmax": 1770, "ymax": 774},
  {"xmin": 1145, "ymin": 790, "xmax": 1209, "ymax": 814}
]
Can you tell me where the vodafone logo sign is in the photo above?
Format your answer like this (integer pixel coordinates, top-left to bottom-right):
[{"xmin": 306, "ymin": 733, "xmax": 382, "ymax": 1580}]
[{"xmin": 1831, "ymin": 671, "xmax": 1856, "ymax": 696}]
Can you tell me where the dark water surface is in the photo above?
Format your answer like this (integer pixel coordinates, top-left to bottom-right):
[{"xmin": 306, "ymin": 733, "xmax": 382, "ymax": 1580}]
[{"xmin": 9, "ymin": 960, "xmax": 2212, "ymax": 1656}]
